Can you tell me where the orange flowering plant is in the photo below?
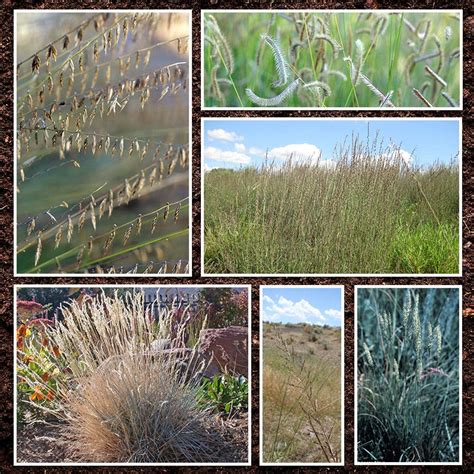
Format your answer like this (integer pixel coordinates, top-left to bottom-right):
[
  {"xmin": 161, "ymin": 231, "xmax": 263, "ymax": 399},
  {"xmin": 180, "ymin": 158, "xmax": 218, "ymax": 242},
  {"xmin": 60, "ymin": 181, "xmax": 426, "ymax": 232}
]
[{"xmin": 16, "ymin": 301, "xmax": 68, "ymax": 418}]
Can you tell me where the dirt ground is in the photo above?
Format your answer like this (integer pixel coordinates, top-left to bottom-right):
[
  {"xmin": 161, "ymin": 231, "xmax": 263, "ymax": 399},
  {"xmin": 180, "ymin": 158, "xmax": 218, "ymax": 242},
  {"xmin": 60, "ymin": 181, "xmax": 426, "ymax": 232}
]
[{"xmin": 16, "ymin": 412, "xmax": 249, "ymax": 464}]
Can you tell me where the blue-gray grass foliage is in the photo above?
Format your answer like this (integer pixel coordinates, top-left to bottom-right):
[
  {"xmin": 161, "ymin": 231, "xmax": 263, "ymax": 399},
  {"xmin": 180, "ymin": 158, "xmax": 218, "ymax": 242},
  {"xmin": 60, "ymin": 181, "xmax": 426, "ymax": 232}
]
[{"xmin": 357, "ymin": 287, "xmax": 460, "ymax": 462}]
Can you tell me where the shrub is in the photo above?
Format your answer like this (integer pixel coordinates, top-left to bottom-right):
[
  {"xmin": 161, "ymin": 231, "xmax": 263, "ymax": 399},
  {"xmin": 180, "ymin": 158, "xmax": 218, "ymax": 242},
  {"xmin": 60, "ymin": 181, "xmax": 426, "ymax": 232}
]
[{"xmin": 197, "ymin": 374, "xmax": 248, "ymax": 415}]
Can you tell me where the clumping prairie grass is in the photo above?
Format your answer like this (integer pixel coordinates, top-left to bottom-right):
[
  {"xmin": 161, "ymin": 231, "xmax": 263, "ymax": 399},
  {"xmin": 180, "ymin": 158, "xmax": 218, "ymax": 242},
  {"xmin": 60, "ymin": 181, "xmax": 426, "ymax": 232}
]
[
  {"xmin": 203, "ymin": 11, "xmax": 461, "ymax": 108},
  {"xmin": 17, "ymin": 290, "xmax": 236, "ymax": 462},
  {"xmin": 65, "ymin": 354, "xmax": 226, "ymax": 463},
  {"xmin": 357, "ymin": 287, "xmax": 460, "ymax": 463},
  {"xmin": 262, "ymin": 324, "xmax": 341, "ymax": 463},
  {"xmin": 204, "ymin": 135, "xmax": 459, "ymax": 274}
]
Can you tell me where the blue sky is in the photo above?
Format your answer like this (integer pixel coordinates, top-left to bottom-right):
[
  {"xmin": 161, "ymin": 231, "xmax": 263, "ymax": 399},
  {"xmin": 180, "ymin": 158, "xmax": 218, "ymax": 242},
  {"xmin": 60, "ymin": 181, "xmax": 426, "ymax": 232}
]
[
  {"xmin": 261, "ymin": 287, "xmax": 342, "ymax": 327},
  {"xmin": 203, "ymin": 119, "xmax": 460, "ymax": 170}
]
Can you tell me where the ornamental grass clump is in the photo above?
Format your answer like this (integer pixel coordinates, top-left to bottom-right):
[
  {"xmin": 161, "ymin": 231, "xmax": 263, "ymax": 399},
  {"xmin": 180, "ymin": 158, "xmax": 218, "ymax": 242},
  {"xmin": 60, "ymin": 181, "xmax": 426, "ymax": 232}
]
[
  {"xmin": 17, "ymin": 290, "xmax": 233, "ymax": 462},
  {"xmin": 357, "ymin": 287, "xmax": 460, "ymax": 463},
  {"xmin": 16, "ymin": 11, "xmax": 190, "ymax": 274}
]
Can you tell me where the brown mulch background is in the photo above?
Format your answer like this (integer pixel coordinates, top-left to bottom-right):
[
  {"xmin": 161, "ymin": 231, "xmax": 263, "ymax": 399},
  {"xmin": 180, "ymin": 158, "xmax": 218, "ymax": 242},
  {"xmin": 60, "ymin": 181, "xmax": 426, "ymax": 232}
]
[{"xmin": 0, "ymin": 0, "xmax": 472, "ymax": 472}]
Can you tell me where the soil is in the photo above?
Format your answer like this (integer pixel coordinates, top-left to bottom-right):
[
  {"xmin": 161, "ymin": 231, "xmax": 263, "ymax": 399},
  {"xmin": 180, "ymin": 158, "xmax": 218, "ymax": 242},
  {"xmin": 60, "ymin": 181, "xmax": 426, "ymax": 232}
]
[
  {"xmin": 16, "ymin": 412, "xmax": 249, "ymax": 464},
  {"xmin": 0, "ymin": 0, "xmax": 472, "ymax": 472}
]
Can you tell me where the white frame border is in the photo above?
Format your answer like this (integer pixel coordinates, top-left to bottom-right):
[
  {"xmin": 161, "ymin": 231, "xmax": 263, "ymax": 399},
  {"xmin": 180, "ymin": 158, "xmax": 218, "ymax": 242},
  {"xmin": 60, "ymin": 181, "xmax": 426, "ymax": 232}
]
[
  {"xmin": 259, "ymin": 284, "xmax": 345, "ymax": 466},
  {"xmin": 200, "ymin": 9, "xmax": 463, "ymax": 111},
  {"xmin": 13, "ymin": 9, "xmax": 193, "ymax": 278},
  {"xmin": 200, "ymin": 116, "xmax": 463, "ymax": 278},
  {"xmin": 13, "ymin": 283, "xmax": 252, "ymax": 467},
  {"xmin": 354, "ymin": 284, "xmax": 463, "ymax": 466}
]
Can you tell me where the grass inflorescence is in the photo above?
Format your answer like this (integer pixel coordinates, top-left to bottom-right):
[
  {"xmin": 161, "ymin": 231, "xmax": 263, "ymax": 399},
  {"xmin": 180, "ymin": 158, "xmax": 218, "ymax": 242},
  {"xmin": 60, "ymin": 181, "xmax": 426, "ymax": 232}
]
[
  {"xmin": 16, "ymin": 11, "xmax": 190, "ymax": 274},
  {"xmin": 203, "ymin": 11, "xmax": 460, "ymax": 108}
]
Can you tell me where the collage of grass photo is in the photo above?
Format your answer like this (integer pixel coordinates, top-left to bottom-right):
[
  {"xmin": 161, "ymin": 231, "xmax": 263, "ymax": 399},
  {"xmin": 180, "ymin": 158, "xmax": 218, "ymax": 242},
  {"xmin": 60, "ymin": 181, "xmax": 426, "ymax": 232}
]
[
  {"xmin": 10, "ymin": 6, "xmax": 466, "ymax": 471},
  {"xmin": 16, "ymin": 11, "xmax": 190, "ymax": 275},
  {"xmin": 203, "ymin": 11, "xmax": 461, "ymax": 108}
]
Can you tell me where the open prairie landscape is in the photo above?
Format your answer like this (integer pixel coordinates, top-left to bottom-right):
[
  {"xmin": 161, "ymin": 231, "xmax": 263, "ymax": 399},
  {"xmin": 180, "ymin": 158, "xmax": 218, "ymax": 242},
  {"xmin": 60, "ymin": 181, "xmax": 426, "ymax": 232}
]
[
  {"xmin": 203, "ymin": 119, "xmax": 460, "ymax": 275},
  {"xmin": 203, "ymin": 11, "xmax": 461, "ymax": 108},
  {"xmin": 261, "ymin": 287, "xmax": 342, "ymax": 464}
]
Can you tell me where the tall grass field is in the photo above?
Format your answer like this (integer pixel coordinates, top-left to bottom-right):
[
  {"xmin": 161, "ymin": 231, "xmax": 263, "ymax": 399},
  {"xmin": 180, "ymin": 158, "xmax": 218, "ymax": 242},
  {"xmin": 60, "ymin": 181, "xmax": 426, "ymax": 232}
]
[
  {"xmin": 203, "ymin": 11, "xmax": 461, "ymax": 108},
  {"xmin": 204, "ymin": 134, "xmax": 459, "ymax": 275},
  {"xmin": 356, "ymin": 287, "xmax": 460, "ymax": 463},
  {"xmin": 16, "ymin": 11, "xmax": 190, "ymax": 274}
]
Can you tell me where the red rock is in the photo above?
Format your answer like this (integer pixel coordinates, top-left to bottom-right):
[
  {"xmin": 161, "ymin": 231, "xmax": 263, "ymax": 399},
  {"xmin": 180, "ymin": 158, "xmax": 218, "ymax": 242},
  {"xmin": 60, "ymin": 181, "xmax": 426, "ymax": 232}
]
[{"xmin": 197, "ymin": 326, "xmax": 248, "ymax": 377}]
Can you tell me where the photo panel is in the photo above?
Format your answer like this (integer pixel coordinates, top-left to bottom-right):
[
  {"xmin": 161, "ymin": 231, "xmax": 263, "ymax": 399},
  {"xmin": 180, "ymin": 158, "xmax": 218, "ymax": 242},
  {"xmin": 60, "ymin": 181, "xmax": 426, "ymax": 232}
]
[
  {"xmin": 14, "ymin": 284, "xmax": 251, "ymax": 466},
  {"xmin": 355, "ymin": 285, "xmax": 462, "ymax": 465},
  {"xmin": 202, "ymin": 9, "xmax": 462, "ymax": 110},
  {"xmin": 14, "ymin": 10, "xmax": 192, "ymax": 276},
  {"xmin": 259, "ymin": 285, "xmax": 344, "ymax": 465},
  {"xmin": 201, "ymin": 117, "xmax": 461, "ymax": 277}
]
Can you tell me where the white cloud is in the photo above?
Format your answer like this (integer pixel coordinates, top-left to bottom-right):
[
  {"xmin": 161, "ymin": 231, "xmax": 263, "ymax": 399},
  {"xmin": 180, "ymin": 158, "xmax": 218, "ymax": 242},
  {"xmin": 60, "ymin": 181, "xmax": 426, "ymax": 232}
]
[
  {"xmin": 249, "ymin": 146, "xmax": 265, "ymax": 157},
  {"xmin": 267, "ymin": 143, "xmax": 322, "ymax": 162},
  {"xmin": 234, "ymin": 143, "xmax": 246, "ymax": 152},
  {"xmin": 262, "ymin": 295, "xmax": 274, "ymax": 304},
  {"xmin": 207, "ymin": 128, "xmax": 243, "ymax": 142},
  {"xmin": 324, "ymin": 308, "xmax": 342, "ymax": 320},
  {"xmin": 203, "ymin": 163, "xmax": 217, "ymax": 173},
  {"xmin": 204, "ymin": 146, "xmax": 251, "ymax": 164},
  {"xmin": 262, "ymin": 295, "xmax": 326, "ymax": 324}
]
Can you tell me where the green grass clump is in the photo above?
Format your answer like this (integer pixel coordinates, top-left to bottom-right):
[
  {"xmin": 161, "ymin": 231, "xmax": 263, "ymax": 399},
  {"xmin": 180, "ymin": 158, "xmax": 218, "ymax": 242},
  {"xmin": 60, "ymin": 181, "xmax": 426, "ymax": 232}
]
[
  {"xmin": 204, "ymin": 135, "xmax": 459, "ymax": 275},
  {"xmin": 203, "ymin": 11, "xmax": 460, "ymax": 108},
  {"xmin": 357, "ymin": 287, "xmax": 460, "ymax": 463}
]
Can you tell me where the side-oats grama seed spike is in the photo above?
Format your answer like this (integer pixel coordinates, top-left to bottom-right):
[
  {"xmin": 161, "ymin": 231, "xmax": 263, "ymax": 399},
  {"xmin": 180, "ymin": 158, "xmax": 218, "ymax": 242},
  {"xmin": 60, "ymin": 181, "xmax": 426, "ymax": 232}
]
[
  {"xmin": 88, "ymin": 236, "xmax": 93, "ymax": 254},
  {"xmin": 151, "ymin": 213, "xmax": 158, "ymax": 234},
  {"xmin": 32, "ymin": 55, "xmax": 41, "ymax": 74},
  {"xmin": 76, "ymin": 245, "xmax": 85, "ymax": 267},
  {"xmin": 136, "ymin": 214, "xmax": 142, "ymax": 235},
  {"xmin": 90, "ymin": 202, "xmax": 96, "ymax": 231},
  {"xmin": 54, "ymin": 225, "xmax": 63, "ymax": 249},
  {"xmin": 67, "ymin": 215, "xmax": 73, "ymax": 243},
  {"xmin": 174, "ymin": 203, "xmax": 181, "ymax": 222},
  {"xmin": 104, "ymin": 225, "xmax": 117, "ymax": 253},
  {"xmin": 123, "ymin": 224, "xmax": 133, "ymax": 246},
  {"xmin": 34, "ymin": 232, "xmax": 42, "ymax": 267},
  {"xmin": 27, "ymin": 218, "xmax": 36, "ymax": 236},
  {"xmin": 78, "ymin": 209, "xmax": 87, "ymax": 232},
  {"xmin": 108, "ymin": 190, "xmax": 114, "ymax": 217},
  {"xmin": 163, "ymin": 202, "xmax": 170, "ymax": 221}
]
